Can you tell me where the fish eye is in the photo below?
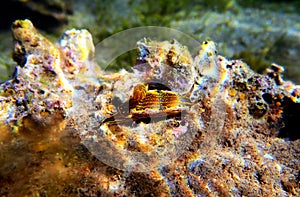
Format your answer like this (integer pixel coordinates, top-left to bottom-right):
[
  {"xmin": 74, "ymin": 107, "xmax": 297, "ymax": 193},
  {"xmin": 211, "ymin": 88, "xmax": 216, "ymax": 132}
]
[
  {"xmin": 178, "ymin": 65, "xmax": 184, "ymax": 71},
  {"xmin": 173, "ymin": 121, "xmax": 180, "ymax": 127}
]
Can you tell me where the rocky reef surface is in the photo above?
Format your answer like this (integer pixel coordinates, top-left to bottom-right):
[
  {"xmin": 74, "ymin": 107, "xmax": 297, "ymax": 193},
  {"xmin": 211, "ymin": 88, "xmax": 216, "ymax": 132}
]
[{"xmin": 0, "ymin": 19, "xmax": 299, "ymax": 196}]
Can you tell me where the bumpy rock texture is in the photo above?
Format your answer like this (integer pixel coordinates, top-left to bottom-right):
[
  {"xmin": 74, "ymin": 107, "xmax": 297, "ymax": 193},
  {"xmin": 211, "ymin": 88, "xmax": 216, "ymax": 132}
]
[{"xmin": 0, "ymin": 20, "xmax": 299, "ymax": 196}]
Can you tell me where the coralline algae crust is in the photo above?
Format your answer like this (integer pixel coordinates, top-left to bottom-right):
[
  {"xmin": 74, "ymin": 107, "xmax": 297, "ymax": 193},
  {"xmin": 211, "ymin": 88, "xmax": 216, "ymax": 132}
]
[{"xmin": 0, "ymin": 19, "xmax": 299, "ymax": 196}]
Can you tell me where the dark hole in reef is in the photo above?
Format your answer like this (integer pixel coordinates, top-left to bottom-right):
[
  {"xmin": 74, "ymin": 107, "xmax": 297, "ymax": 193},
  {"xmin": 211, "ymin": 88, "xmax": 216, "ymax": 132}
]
[
  {"xmin": 147, "ymin": 81, "xmax": 171, "ymax": 91},
  {"xmin": 234, "ymin": 81, "xmax": 248, "ymax": 91},
  {"xmin": 249, "ymin": 102, "xmax": 268, "ymax": 119},
  {"xmin": 134, "ymin": 116, "xmax": 152, "ymax": 124},
  {"xmin": 12, "ymin": 44, "xmax": 27, "ymax": 68},
  {"xmin": 278, "ymin": 97, "xmax": 300, "ymax": 140},
  {"xmin": 262, "ymin": 93, "xmax": 273, "ymax": 104}
]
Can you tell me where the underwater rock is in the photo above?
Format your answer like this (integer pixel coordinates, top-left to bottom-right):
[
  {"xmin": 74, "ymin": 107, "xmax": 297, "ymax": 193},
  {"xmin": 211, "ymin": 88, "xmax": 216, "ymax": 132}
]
[{"xmin": 0, "ymin": 19, "xmax": 299, "ymax": 196}]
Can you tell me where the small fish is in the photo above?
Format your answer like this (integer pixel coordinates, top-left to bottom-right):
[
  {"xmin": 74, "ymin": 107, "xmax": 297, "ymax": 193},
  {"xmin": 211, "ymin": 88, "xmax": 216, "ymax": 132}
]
[{"xmin": 194, "ymin": 40, "xmax": 220, "ymax": 80}]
